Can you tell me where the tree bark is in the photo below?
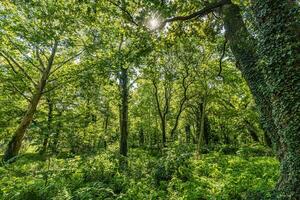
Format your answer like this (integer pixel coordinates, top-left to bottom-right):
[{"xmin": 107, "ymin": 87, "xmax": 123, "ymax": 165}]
[
  {"xmin": 222, "ymin": 2, "xmax": 282, "ymax": 158},
  {"xmin": 3, "ymin": 90, "xmax": 43, "ymax": 161},
  {"xmin": 203, "ymin": 116, "xmax": 210, "ymax": 145},
  {"xmin": 250, "ymin": 1, "xmax": 300, "ymax": 198},
  {"xmin": 119, "ymin": 67, "xmax": 129, "ymax": 157}
]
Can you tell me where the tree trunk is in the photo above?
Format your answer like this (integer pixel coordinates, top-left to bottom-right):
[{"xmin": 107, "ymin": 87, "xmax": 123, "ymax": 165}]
[
  {"xmin": 185, "ymin": 124, "xmax": 191, "ymax": 144},
  {"xmin": 3, "ymin": 41, "xmax": 57, "ymax": 162},
  {"xmin": 139, "ymin": 127, "xmax": 144, "ymax": 146},
  {"xmin": 161, "ymin": 117, "xmax": 167, "ymax": 146},
  {"xmin": 152, "ymin": 80, "xmax": 169, "ymax": 147},
  {"xmin": 119, "ymin": 67, "xmax": 129, "ymax": 157},
  {"xmin": 197, "ymin": 98, "xmax": 206, "ymax": 157},
  {"xmin": 3, "ymin": 91, "xmax": 43, "ymax": 161},
  {"xmin": 40, "ymin": 97, "xmax": 53, "ymax": 155},
  {"xmin": 51, "ymin": 110, "xmax": 62, "ymax": 155},
  {"xmin": 170, "ymin": 71, "xmax": 190, "ymax": 140},
  {"xmin": 203, "ymin": 116, "xmax": 210, "ymax": 145},
  {"xmin": 250, "ymin": 1, "xmax": 300, "ymax": 198},
  {"xmin": 222, "ymin": 2, "xmax": 283, "ymax": 158}
]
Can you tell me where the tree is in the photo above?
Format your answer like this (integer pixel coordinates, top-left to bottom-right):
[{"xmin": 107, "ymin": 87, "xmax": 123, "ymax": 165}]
[
  {"xmin": 160, "ymin": 0, "xmax": 300, "ymax": 198},
  {"xmin": 0, "ymin": 1, "xmax": 86, "ymax": 161}
]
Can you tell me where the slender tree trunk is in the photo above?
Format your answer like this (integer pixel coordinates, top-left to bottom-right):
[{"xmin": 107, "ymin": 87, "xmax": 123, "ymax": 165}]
[
  {"xmin": 170, "ymin": 71, "xmax": 190, "ymax": 140},
  {"xmin": 119, "ymin": 67, "xmax": 129, "ymax": 157},
  {"xmin": 197, "ymin": 98, "xmax": 206, "ymax": 157},
  {"xmin": 3, "ymin": 91, "xmax": 43, "ymax": 161},
  {"xmin": 161, "ymin": 117, "xmax": 167, "ymax": 146},
  {"xmin": 203, "ymin": 116, "xmax": 210, "ymax": 145},
  {"xmin": 139, "ymin": 127, "xmax": 144, "ymax": 146},
  {"xmin": 250, "ymin": 1, "xmax": 300, "ymax": 198},
  {"xmin": 51, "ymin": 110, "xmax": 62, "ymax": 155},
  {"xmin": 152, "ymin": 80, "xmax": 169, "ymax": 147},
  {"xmin": 40, "ymin": 97, "xmax": 53, "ymax": 155},
  {"xmin": 185, "ymin": 124, "xmax": 191, "ymax": 144}
]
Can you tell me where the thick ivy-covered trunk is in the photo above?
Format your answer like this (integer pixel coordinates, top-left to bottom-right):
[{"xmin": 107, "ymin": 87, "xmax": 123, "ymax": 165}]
[
  {"xmin": 251, "ymin": 1, "xmax": 300, "ymax": 198},
  {"xmin": 222, "ymin": 3, "xmax": 283, "ymax": 157}
]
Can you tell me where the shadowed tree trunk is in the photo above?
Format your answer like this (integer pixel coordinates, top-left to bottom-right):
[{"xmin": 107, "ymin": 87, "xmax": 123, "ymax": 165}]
[
  {"xmin": 203, "ymin": 116, "xmax": 210, "ymax": 145},
  {"xmin": 153, "ymin": 80, "xmax": 170, "ymax": 147},
  {"xmin": 185, "ymin": 124, "xmax": 191, "ymax": 144},
  {"xmin": 139, "ymin": 127, "xmax": 144, "ymax": 146},
  {"xmin": 197, "ymin": 97, "xmax": 206, "ymax": 157},
  {"xmin": 119, "ymin": 66, "xmax": 129, "ymax": 157}
]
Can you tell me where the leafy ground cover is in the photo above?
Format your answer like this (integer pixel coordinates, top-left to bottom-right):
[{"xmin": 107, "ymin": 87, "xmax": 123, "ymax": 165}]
[{"xmin": 0, "ymin": 144, "xmax": 279, "ymax": 200}]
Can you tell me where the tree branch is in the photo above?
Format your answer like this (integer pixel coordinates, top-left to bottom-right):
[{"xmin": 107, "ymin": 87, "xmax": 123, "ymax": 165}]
[
  {"xmin": 0, "ymin": 51, "xmax": 38, "ymax": 87},
  {"xmin": 159, "ymin": 0, "xmax": 230, "ymax": 29},
  {"xmin": 107, "ymin": 0, "xmax": 139, "ymax": 26},
  {"xmin": 8, "ymin": 84, "xmax": 31, "ymax": 102},
  {"xmin": 6, "ymin": 36, "xmax": 42, "ymax": 73},
  {"xmin": 36, "ymin": 47, "xmax": 46, "ymax": 71},
  {"xmin": 50, "ymin": 50, "xmax": 84, "ymax": 76}
]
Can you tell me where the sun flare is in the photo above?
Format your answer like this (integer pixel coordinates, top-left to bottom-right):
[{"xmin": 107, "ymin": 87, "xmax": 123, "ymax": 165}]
[{"xmin": 148, "ymin": 18, "xmax": 160, "ymax": 30}]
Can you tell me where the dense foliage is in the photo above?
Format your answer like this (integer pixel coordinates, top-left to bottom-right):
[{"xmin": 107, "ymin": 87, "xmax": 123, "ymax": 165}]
[
  {"xmin": 0, "ymin": 0, "xmax": 299, "ymax": 199},
  {"xmin": 0, "ymin": 144, "xmax": 278, "ymax": 200}
]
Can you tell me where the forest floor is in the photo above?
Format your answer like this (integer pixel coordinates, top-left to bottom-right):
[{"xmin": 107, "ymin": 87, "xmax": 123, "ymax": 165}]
[{"xmin": 0, "ymin": 144, "xmax": 279, "ymax": 200}]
